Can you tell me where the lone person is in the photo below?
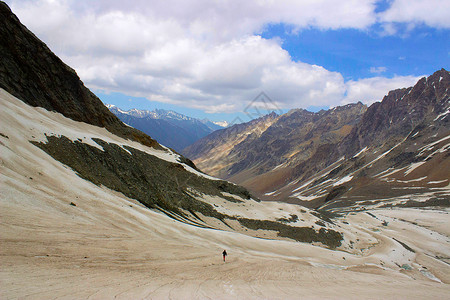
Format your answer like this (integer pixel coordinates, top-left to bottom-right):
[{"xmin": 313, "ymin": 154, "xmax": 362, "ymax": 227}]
[{"xmin": 222, "ymin": 250, "xmax": 227, "ymax": 262}]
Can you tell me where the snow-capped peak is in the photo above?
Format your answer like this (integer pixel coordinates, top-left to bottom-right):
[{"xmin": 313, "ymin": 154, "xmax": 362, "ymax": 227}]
[
  {"xmin": 105, "ymin": 105, "xmax": 196, "ymax": 121},
  {"xmin": 214, "ymin": 121, "xmax": 229, "ymax": 128}
]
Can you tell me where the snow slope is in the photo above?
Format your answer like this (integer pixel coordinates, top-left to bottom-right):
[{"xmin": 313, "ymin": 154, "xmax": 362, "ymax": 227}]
[{"xmin": 1, "ymin": 89, "xmax": 450, "ymax": 299}]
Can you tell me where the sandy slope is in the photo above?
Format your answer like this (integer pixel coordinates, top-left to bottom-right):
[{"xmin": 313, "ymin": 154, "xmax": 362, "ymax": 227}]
[{"xmin": 1, "ymin": 90, "xmax": 449, "ymax": 299}]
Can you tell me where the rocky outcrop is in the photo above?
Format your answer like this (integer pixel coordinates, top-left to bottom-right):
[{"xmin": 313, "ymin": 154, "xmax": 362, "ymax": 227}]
[
  {"xmin": 31, "ymin": 135, "xmax": 250, "ymax": 221},
  {"xmin": 0, "ymin": 2, "xmax": 159, "ymax": 149}
]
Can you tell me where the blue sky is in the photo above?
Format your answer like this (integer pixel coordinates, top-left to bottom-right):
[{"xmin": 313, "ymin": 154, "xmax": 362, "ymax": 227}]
[
  {"xmin": 262, "ymin": 24, "xmax": 449, "ymax": 80},
  {"xmin": 7, "ymin": 0, "xmax": 450, "ymax": 124}
]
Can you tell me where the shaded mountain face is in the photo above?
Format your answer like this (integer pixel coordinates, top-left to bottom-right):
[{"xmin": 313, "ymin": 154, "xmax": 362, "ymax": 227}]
[
  {"xmin": 0, "ymin": 2, "xmax": 350, "ymax": 249},
  {"xmin": 107, "ymin": 106, "xmax": 220, "ymax": 152},
  {"xmin": 187, "ymin": 69, "xmax": 449, "ymax": 212}
]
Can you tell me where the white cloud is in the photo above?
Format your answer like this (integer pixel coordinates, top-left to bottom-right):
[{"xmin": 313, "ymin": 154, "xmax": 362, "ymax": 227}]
[
  {"xmin": 370, "ymin": 66, "xmax": 387, "ymax": 74},
  {"xmin": 4, "ymin": 0, "xmax": 437, "ymax": 114},
  {"xmin": 342, "ymin": 75, "xmax": 423, "ymax": 105},
  {"xmin": 380, "ymin": 0, "xmax": 450, "ymax": 29}
]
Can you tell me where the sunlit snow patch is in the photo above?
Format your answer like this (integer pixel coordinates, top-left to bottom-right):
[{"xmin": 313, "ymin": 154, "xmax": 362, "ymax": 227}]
[
  {"xmin": 404, "ymin": 162, "xmax": 426, "ymax": 176},
  {"xmin": 333, "ymin": 175, "xmax": 353, "ymax": 186},
  {"xmin": 353, "ymin": 147, "xmax": 368, "ymax": 158}
]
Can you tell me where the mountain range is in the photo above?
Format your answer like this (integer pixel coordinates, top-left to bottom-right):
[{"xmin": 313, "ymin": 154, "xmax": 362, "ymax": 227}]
[
  {"xmin": 184, "ymin": 69, "xmax": 450, "ymax": 211},
  {"xmin": 1, "ymin": 2, "xmax": 449, "ymax": 297},
  {"xmin": 107, "ymin": 105, "xmax": 224, "ymax": 152}
]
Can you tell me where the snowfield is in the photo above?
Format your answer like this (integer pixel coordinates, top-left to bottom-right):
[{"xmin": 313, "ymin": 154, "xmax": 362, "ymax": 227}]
[{"xmin": 1, "ymin": 89, "xmax": 450, "ymax": 299}]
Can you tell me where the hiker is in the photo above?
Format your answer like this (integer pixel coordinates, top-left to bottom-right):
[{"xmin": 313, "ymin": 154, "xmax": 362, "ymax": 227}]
[{"xmin": 222, "ymin": 250, "xmax": 227, "ymax": 262}]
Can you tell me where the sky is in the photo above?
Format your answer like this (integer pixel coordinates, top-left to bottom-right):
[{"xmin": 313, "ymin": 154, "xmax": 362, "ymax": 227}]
[{"xmin": 6, "ymin": 0, "xmax": 450, "ymax": 124}]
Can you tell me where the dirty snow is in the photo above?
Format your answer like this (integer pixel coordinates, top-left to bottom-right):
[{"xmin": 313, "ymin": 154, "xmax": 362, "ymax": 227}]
[{"xmin": 1, "ymin": 89, "xmax": 450, "ymax": 299}]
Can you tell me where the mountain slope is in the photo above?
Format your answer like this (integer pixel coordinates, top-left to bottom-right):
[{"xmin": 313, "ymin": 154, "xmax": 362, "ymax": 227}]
[
  {"xmin": 183, "ymin": 112, "xmax": 280, "ymax": 178},
  {"xmin": 184, "ymin": 102, "xmax": 367, "ymax": 191},
  {"xmin": 341, "ymin": 69, "xmax": 449, "ymax": 154},
  {"xmin": 185, "ymin": 69, "xmax": 449, "ymax": 212},
  {"xmin": 284, "ymin": 69, "xmax": 450, "ymax": 211},
  {"xmin": 0, "ymin": 3, "xmax": 160, "ymax": 149},
  {"xmin": 107, "ymin": 106, "xmax": 219, "ymax": 152}
]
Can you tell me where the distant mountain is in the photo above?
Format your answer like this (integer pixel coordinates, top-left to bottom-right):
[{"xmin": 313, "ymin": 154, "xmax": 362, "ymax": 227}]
[
  {"xmin": 107, "ymin": 106, "xmax": 224, "ymax": 152},
  {"xmin": 200, "ymin": 118, "xmax": 226, "ymax": 131},
  {"xmin": 183, "ymin": 103, "xmax": 367, "ymax": 185},
  {"xmin": 184, "ymin": 69, "xmax": 450, "ymax": 212},
  {"xmin": 182, "ymin": 111, "xmax": 280, "ymax": 178}
]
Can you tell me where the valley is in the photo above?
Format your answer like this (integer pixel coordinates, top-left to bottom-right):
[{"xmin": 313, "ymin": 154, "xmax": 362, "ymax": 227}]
[
  {"xmin": 1, "ymin": 86, "xmax": 449, "ymax": 299},
  {"xmin": 0, "ymin": 1, "xmax": 449, "ymax": 299}
]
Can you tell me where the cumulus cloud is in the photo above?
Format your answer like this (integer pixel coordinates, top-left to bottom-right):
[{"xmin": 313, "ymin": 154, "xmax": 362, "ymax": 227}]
[
  {"xmin": 342, "ymin": 75, "xmax": 423, "ymax": 105},
  {"xmin": 4, "ymin": 0, "xmax": 438, "ymax": 114},
  {"xmin": 379, "ymin": 0, "xmax": 450, "ymax": 29}
]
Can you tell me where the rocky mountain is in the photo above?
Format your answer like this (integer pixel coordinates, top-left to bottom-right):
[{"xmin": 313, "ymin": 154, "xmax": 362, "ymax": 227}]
[
  {"xmin": 183, "ymin": 111, "xmax": 280, "ymax": 178},
  {"xmin": 184, "ymin": 102, "xmax": 367, "ymax": 188},
  {"xmin": 201, "ymin": 118, "xmax": 226, "ymax": 131},
  {"xmin": 285, "ymin": 69, "xmax": 450, "ymax": 211},
  {"xmin": 184, "ymin": 69, "xmax": 450, "ymax": 212},
  {"xmin": 107, "ymin": 105, "xmax": 222, "ymax": 152},
  {"xmin": 0, "ymin": 1, "xmax": 349, "ymax": 249}
]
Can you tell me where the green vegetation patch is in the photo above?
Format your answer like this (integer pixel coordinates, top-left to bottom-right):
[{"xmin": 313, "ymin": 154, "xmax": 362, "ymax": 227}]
[{"xmin": 276, "ymin": 214, "xmax": 298, "ymax": 223}]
